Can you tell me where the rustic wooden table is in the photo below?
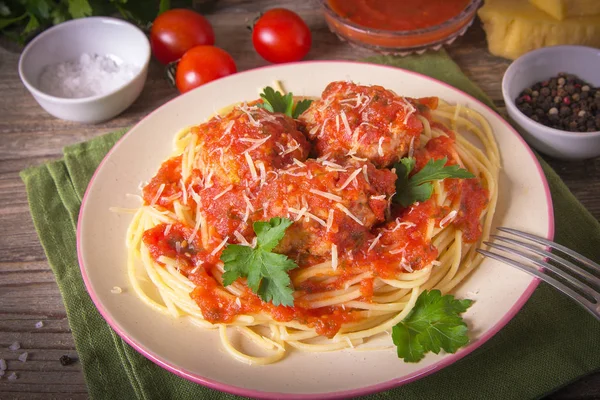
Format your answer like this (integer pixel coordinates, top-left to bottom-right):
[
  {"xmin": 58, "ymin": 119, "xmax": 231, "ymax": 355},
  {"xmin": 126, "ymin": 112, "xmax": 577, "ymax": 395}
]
[{"xmin": 1, "ymin": 1, "xmax": 599, "ymax": 398}]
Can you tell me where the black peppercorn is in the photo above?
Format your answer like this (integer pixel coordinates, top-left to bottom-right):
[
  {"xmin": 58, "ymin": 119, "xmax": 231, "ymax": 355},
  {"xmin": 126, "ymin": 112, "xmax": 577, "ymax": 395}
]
[{"xmin": 60, "ymin": 355, "xmax": 75, "ymax": 366}]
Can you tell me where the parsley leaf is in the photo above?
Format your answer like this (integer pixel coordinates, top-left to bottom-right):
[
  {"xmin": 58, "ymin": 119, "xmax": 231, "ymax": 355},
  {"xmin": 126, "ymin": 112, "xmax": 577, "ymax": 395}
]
[
  {"xmin": 221, "ymin": 217, "xmax": 299, "ymax": 306},
  {"xmin": 393, "ymin": 157, "xmax": 474, "ymax": 207},
  {"xmin": 292, "ymin": 99, "xmax": 312, "ymax": 118},
  {"xmin": 257, "ymin": 86, "xmax": 312, "ymax": 119},
  {"xmin": 392, "ymin": 290, "xmax": 473, "ymax": 363},
  {"xmin": 68, "ymin": 0, "xmax": 92, "ymax": 19}
]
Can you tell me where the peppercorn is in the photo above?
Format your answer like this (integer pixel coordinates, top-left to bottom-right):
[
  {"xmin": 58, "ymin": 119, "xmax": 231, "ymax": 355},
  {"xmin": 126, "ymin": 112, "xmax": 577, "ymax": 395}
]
[
  {"xmin": 59, "ymin": 355, "xmax": 75, "ymax": 366},
  {"xmin": 569, "ymin": 121, "xmax": 579, "ymax": 131},
  {"xmin": 520, "ymin": 104, "xmax": 533, "ymax": 116},
  {"xmin": 582, "ymin": 85, "xmax": 590, "ymax": 92}
]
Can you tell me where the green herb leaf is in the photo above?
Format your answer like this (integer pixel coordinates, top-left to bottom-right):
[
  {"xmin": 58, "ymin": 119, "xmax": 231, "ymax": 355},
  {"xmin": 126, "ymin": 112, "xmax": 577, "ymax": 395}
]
[
  {"xmin": 393, "ymin": 156, "xmax": 474, "ymax": 207},
  {"xmin": 26, "ymin": 0, "xmax": 51, "ymax": 19},
  {"xmin": 257, "ymin": 86, "xmax": 312, "ymax": 119},
  {"xmin": 221, "ymin": 217, "xmax": 298, "ymax": 306},
  {"xmin": 292, "ymin": 99, "xmax": 312, "ymax": 118},
  {"xmin": 22, "ymin": 14, "xmax": 40, "ymax": 34},
  {"xmin": 67, "ymin": 0, "xmax": 92, "ymax": 18},
  {"xmin": 0, "ymin": 13, "xmax": 26, "ymax": 30},
  {"xmin": 392, "ymin": 290, "xmax": 473, "ymax": 363}
]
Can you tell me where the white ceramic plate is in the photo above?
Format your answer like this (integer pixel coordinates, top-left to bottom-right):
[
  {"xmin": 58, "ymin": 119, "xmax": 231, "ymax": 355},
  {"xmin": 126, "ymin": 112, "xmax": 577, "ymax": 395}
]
[{"xmin": 77, "ymin": 62, "xmax": 554, "ymax": 399}]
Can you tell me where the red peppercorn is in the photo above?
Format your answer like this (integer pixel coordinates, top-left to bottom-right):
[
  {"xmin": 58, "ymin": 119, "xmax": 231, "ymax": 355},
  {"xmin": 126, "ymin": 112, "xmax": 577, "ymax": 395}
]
[
  {"xmin": 563, "ymin": 96, "xmax": 571, "ymax": 105},
  {"xmin": 521, "ymin": 95, "xmax": 532, "ymax": 102},
  {"xmin": 541, "ymin": 81, "xmax": 549, "ymax": 87}
]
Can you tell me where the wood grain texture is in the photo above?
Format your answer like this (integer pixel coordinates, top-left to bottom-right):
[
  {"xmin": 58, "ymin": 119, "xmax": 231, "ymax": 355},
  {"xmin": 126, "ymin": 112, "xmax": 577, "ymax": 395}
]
[{"xmin": 1, "ymin": 0, "xmax": 599, "ymax": 398}]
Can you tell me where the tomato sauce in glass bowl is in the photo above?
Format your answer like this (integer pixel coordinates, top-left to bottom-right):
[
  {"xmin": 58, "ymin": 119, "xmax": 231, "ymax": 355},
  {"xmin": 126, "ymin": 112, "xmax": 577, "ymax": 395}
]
[{"xmin": 322, "ymin": 0, "xmax": 481, "ymax": 55}]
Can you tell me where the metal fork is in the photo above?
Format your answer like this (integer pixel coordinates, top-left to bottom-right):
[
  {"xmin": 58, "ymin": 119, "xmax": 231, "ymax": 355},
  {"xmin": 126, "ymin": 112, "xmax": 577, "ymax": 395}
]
[{"xmin": 477, "ymin": 227, "xmax": 600, "ymax": 320}]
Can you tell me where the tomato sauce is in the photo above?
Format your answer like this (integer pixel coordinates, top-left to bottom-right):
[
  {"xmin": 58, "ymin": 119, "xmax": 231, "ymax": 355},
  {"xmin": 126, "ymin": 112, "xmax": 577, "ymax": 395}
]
[
  {"xmin": 142, "ymin": 155, "xmax": 182, "ymax": 209},
  {"xmin": 188, "ymin": 267, "xmax": 358, "ymax": 337},
  {"xmin": 328, "ymin": 0, "xmax": 471, "ymax": 31}
]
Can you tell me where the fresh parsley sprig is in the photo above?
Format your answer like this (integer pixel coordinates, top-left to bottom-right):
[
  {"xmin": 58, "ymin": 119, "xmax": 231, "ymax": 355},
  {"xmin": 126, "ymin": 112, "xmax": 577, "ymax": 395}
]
[
  {"xmin": 257, "ymin": 86, "xmax": 312, "ymax": 119},
  {"xmin": 392, "ymin": 290, "xmax": 473, "ymax": 363},
  {"xmin": 393, "ymin": 157, "xmax": 474, "ymax": 207},
  {"xmin": 221, "ymin": 217, "xmax": 298, "ymax": 306}
]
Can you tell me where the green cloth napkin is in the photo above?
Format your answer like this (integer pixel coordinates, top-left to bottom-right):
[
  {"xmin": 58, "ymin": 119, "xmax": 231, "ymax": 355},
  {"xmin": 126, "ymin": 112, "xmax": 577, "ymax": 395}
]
[{"xmin": 21, "ymin": 50, "xmax": 600, "ymax": 400}]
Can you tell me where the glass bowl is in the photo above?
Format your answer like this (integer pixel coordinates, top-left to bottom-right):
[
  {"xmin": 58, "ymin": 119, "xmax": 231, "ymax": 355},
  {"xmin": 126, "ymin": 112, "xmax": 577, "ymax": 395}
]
[{"xmin": 321, "ymin": 0, "xmax": 482, "ymax": 55}]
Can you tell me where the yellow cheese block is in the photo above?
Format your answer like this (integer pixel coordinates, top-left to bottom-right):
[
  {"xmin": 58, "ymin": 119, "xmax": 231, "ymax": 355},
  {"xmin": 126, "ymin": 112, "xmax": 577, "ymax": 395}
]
[
  {"xmin": 478, "ymin": 0, "xmax": 600, "ymax": 59},
  {"xmin": 529, "ymin": 0, "xmax": 600, "ymax": 20}
]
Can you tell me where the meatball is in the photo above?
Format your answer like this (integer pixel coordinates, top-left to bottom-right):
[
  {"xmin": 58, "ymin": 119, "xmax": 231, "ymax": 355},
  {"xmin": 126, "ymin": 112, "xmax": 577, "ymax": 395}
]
[
  {"xmin": 254, "ymin": 157, "xmax": 397, "ymax": 258},
  {"xmin": 300, "ymin": 81, "xmax": 427, "ymax": 167},
  {"xmin": 190, "ymin": 103, "xmax": 310, "ymax": 188}
]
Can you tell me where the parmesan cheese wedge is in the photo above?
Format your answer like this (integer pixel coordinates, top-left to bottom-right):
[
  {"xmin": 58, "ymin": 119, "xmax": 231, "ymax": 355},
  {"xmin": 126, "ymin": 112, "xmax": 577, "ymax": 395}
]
[{"xmin": 479, "ymin": 0, "xmax": 600, "ymax": 59}]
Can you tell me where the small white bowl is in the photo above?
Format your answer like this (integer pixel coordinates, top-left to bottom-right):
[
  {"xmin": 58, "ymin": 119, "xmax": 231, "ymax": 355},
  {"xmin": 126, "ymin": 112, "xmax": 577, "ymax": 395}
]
[
  {"xmin": 502, "ymin": 45, "xmax": 600, "ymax": 160},
  {"xmin": 19, "ymin": 17, "xmax": 150, "ymax": 123}
]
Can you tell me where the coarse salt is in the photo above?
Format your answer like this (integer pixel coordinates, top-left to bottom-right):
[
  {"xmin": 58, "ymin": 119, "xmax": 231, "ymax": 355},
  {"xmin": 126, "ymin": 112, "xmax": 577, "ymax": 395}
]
[
  {"xmin": 18, "ymin": 352, "xmax": 28, "ymax": 363},
  {"xmin": 7, "ymin": 372, "xmax": 17, "ymax": 381},
  {"xmin": 0, "ymin": 358, "xmax": 6, "ymax": 370},
  {"xmin": 38, "ymin": 53, "xmax": 138, "ymax": 98},
  {"xmin": 8, "ymin": 342, "xmax": 20, "ymax": 351},
  {"xmin": 35, "ymin": 321, "xmax": 44, "ymax": 329}
]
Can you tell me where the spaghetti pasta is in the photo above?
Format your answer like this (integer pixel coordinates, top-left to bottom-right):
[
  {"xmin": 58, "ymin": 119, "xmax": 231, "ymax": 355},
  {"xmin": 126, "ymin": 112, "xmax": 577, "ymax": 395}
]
[{"xmin": 124, "ymin": 81, "xmax": 500, "ymax": 365}]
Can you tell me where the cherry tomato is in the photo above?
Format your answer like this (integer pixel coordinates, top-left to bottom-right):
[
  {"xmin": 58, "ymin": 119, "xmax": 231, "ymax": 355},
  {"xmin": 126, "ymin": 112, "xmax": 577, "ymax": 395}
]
[
  {"xmin": 175, "ymin": 46, "xmax": 237, "ymax": 93},
  {"xmin": 252, "ymin": 8, "xmax": 312, "ymax": 64},
  {"xmin": 150, "ymin": 9, "xmax": 215, "ymax": 65}
]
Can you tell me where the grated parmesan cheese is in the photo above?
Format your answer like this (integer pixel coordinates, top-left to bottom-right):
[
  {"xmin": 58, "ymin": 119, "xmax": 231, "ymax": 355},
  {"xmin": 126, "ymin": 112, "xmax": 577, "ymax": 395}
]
[
  {"xmin": 367, "ymin": 233, "xmax": 382, "ymax": 252},
  {"xmin": 244, "ymin": 152, "xmax": 258, "ymax": 180},
  {"xmin": 338, "ymin": 168, "xmax": 362, "ymax": 191},
  {"xmin": 340, "ymin": 111, "xmax": 352, "ymax": 138},
  {"xmin": 439, "ymin": 210, "xmax": 458, "ymax": 228},
  {"xmin": 335, "ymin": 203, "xmax": 364, "ymax": 226},
  {"xmin": 242, "ymin": 191, "xmax": 255, "ymax": 212},
  {"xmin": 210, "ymin": 236, "xmax": 229, "ymax": 256},
  {"xmin": 149, "ymin": 183, "xmax": 165, "ymax": 206},
  {"xmin": 223, "ymin": 120, "xmax": 235, "ymax": 135},
  {"xmin": 214, "ymin": 185, "xmax": 234, "ymax": 200},
  {"xmin": 326, "ymin": 209, "xmax": 335, "ymax": 232},
  {"xmin": 310, "ymin": 188, "xmax": 342, "ymax": 202},
  {"xmin": 288, "ymin": 207, "xmax": 308, "ymax": 222}
]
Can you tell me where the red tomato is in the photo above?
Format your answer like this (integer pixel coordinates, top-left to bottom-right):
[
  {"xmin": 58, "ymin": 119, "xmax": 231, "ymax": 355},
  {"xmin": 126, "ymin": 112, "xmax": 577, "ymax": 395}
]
[
  {"xmin": 150, "ymin": 9, "xmax": 215, "ymax": 65},
  {"xmin": 175, "ymin": 46, "xmax": 237, "ymax": 93},
  {"xmin": 252, "ymin": 8, "xmax": 312, "ymax": 64}
]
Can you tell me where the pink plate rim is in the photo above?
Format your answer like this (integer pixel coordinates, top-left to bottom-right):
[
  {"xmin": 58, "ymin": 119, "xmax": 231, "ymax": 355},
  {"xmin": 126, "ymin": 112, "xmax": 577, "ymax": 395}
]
[{"xmin": 76, "ymin": 60, "xmax": 554, "ymax": 400}]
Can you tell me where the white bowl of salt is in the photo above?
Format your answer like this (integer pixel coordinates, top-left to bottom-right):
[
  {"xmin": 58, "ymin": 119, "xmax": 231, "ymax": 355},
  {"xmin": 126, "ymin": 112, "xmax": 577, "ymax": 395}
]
[{"xmin": 19, "ymin": 17, "xmax": 150, "ymax": 123}]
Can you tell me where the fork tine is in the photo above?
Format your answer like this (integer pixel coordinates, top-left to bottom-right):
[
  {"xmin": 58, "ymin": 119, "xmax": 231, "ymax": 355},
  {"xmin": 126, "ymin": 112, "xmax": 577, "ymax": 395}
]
[
  {"xmin": 498, "ymin": 227, "xmax": 600, "ymax": 271},
  {"xmin": 490, "ymin": 235, "xmax": 600, "ymax": 288},
  {"xmin": 484, "ymin": 241, "xmax": 599, "ymax": 303},
  {"xmin": 477, "ymin": 249, "xmax": 600, "ymax": 320}
]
